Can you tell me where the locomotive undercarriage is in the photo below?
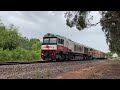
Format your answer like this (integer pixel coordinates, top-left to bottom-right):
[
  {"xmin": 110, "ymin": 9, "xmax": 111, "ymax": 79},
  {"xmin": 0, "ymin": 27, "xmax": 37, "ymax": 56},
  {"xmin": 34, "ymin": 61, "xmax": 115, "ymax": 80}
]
[
  {"xmin": 41, "ymin": 49, "xmax": 94, "ymax": 61},
  {"xmin": 55, "ymin": 52, "xmax": 93, "ymax": 61}
]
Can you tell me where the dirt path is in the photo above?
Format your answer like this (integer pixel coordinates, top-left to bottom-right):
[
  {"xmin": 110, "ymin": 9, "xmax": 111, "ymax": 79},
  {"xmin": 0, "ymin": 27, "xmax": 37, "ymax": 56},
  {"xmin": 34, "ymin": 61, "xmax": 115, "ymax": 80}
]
[{"xmin": 55, "ymin": 60, "xmax": 120, "ymax": 79}]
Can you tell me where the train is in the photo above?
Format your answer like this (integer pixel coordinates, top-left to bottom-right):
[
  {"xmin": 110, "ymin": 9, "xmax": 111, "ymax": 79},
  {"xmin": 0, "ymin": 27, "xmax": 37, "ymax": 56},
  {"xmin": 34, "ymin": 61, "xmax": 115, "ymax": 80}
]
[{"xmin": 41, "ymin": 33, "xmax": 107, "ymax": 61}]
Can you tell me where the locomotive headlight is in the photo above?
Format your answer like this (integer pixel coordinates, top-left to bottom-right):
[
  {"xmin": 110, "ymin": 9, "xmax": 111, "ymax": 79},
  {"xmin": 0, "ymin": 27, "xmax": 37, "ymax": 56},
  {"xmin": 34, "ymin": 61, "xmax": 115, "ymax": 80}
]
[{"xmin": 42, "ymin": 53, "xmax": 44, "ymax": 55}]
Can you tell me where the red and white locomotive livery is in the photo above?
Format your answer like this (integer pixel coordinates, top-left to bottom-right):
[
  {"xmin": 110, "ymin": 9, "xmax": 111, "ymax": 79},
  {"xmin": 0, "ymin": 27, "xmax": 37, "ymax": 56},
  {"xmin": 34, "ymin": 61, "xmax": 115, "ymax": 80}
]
[{"xmin": 41, "ymin": 33, "xmax": 107, "ymax": 61}]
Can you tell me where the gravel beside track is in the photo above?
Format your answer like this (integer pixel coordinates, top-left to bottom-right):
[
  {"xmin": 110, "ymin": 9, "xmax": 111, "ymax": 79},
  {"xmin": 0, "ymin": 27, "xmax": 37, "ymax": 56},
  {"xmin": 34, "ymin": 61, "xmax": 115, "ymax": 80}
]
[{"xmin": 0, "ymin": 59, "xmax": 109, "ymax": 79}]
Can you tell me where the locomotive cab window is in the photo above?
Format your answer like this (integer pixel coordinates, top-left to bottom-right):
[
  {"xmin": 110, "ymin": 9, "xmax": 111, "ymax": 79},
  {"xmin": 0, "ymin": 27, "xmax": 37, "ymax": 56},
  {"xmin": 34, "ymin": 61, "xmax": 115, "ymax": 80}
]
[
  {"xmin": 43, "ymin": 38, "xmax": 49, "ymax": 44},
  {"xmin": 57, "ymin": 38, "xmax": 64, "ymax": 45},
  {"xmin": 61, "ymin": 39, "xmax": 64, "ymax": 44},
  {"xmin": 58, "ymin": 38, "xmax": 60, "ymax": 44},
  {"xmin": 50, "ymin": 38, "xmax": 57, "ymax": 44},
  {"xmin": 90, "ymin": 48, "xmax": 92, "ymax": 51}
]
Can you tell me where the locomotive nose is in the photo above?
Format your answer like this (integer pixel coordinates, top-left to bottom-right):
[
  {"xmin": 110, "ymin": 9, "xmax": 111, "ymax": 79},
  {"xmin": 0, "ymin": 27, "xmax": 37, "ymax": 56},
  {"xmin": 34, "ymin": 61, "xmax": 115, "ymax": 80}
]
[{"xmin": 41, "ymin": 51, "xmax": 56, "ymax": 61}]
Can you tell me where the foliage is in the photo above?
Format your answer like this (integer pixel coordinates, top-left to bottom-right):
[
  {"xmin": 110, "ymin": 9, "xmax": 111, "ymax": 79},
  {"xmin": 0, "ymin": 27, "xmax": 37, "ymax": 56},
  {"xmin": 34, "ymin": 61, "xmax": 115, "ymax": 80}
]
[
  {"xmin": 0, "ymin": 23, "xmax": 20, "ymax": 50},
  {"xmin": 32, "ymin": 41, "xmax": 41, "ymax": 51},
  {"xmin": 0, "ymin": 20, "xmax": 42, "ymax": 62},
  {"xmin": 100, "ymin": 11, "xmax": 120, "ymax": 54},
  {"xmin": 65, "ymin": 11, "xmax": 120, "ymax": 55},
  {"xmin": 19, "ymin": 36, "xmax": 31, "ymax": 50},
  {"xmin": 0, "ymin": 47, "xmax": 41, "ymax": 61},
  {"xmin": 107, "ymin": 52, "xmax": 113, "ymax": 58}
]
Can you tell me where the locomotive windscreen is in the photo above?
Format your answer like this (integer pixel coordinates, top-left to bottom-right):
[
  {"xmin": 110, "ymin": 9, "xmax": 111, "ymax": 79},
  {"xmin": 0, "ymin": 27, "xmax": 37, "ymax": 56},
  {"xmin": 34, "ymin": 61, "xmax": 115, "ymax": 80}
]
[{"xmin": 43, "ymin": 38, "xmax": 57, "ymax": 45}]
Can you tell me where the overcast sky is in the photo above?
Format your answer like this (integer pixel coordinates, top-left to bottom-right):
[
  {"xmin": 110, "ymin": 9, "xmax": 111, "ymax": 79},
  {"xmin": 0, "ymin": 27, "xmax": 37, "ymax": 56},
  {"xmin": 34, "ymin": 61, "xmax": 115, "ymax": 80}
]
[{"xmin": 0, "ymin": 11, "xmax": 109, "ymax": 53}]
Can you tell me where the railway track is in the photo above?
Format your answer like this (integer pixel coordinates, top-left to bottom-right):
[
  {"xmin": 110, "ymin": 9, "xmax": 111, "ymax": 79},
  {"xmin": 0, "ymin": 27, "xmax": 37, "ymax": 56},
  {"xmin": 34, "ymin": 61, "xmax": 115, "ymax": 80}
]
[
  {"xmin": 0, "ymin": 59, "xmax": 107, "ymax": 66},
  {"xmin": 0, "ymin": 60, "xmax": 51, "ymax": 65}
]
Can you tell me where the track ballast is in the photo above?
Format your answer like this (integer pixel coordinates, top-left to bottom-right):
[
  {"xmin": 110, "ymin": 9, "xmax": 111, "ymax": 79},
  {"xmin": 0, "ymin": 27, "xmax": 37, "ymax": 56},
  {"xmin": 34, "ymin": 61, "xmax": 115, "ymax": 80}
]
[{"xmin": 0, "ymin": 59, "xmax": 107, "ymax": 66}]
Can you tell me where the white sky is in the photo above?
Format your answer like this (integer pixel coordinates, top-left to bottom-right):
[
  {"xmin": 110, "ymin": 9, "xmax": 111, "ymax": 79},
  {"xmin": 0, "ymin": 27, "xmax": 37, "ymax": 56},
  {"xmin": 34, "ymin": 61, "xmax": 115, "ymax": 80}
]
[{"xmin": 0, "ymin": 11, "xmax": 109, "ymax": 53}]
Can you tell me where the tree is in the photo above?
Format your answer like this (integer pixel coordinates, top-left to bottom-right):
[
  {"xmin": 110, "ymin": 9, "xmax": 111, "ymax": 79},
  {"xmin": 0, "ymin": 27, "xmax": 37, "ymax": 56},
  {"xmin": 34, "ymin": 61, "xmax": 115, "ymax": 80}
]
[
  {"xmin": 32, "ymin": 43, "xmax": 37, "ymax": 51},
  {"xmin": 117, "ymin": 53, "xmax": 120, "ymax": 57},
  {"xmin": 19, "ymin": 36, "xmax": 31, "ymax": 50},
  {"xmin": 107, "ymin": 52, "xmax": 113, "ymax": 58},
  {"xmin": 0, "ymin": 23, "xmax": 41, "ymax": 51},
  {"xmin": 0, "ymin": 22, "xmax": 20, "ymax": 50},
  {"xmin": 36, "ymin": 41, "xmax": 41, "ymax": 50},
  {"xmin": 30, "ymin": 38, "xmax": 41, "ymax": 50},
  {"xmin": 65, "ymin": 11, "xmax": 120, "ymax": 55},
  {"xmin": 0, "ymin": 24, "xmax": 7, "ymax": 48},
  {"xmin": 0, "ymin": 20, "xmax": 42, "ymax": 61}
]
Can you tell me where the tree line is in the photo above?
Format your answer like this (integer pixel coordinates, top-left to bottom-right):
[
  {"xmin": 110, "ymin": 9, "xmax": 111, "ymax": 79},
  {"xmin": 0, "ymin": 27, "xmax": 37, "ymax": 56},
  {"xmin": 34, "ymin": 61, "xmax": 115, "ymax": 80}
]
[{"xmin": 0, "ymin": 21, "xmax": 42, "ymax": 61}]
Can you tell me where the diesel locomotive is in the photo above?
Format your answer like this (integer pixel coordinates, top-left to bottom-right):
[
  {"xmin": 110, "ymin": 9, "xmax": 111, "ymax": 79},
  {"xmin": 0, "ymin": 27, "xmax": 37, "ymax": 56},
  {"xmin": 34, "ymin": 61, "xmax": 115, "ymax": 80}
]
[{"xmin": 41, "ymin": 33, "xmax": 107, "ymax": 61}]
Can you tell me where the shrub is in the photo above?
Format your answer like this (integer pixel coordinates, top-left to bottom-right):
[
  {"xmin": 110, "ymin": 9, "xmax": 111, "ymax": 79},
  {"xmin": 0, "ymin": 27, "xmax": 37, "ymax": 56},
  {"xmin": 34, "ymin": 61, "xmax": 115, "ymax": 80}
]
[{"xmin": 0, "ymin": 47, "xmax": 41, "ymax": 62}]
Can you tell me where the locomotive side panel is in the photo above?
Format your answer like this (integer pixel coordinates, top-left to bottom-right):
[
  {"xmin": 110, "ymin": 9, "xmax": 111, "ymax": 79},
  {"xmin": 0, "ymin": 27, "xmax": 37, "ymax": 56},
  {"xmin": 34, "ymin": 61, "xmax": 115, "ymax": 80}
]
[
  {"xmin": 57, "ymin": 37, "xmax": 64, "ymax": 52},
  {"xmin": 68, "ymin": 40, "xmax": 74, "ymax": 52},
  {"xmin": 84, "ymin": 47, "xmax": 89, "ymax": 54},
  {"xmin": 73, "ymin": 42, "xmax": 84, "ymax": 54},
  {"xmin": 63, "ymin": 38, "xmax": 70, "ymax": 52},
  {"xmin": 63, "ymin": 38, "xmax": 74, "ymax": 52}
]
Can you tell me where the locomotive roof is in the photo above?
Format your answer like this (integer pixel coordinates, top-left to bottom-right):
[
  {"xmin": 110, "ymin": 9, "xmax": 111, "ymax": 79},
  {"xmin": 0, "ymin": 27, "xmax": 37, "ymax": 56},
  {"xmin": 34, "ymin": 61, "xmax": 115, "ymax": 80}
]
[{"xmin": 44, "ymin": 33, "xmax": 71, "ymax": 40}]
